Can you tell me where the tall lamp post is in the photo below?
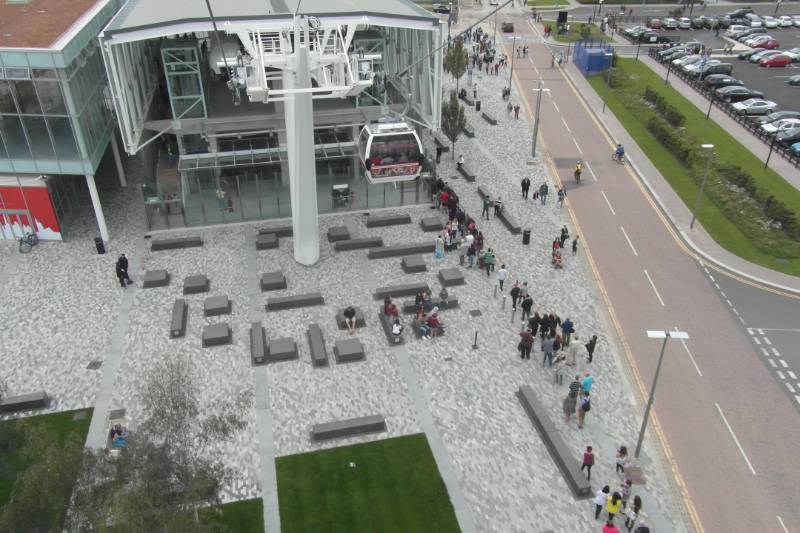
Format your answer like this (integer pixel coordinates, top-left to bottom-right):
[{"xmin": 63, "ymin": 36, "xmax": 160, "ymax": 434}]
[
  {"xmin": 531, "ymin": 81, "xmax": 550, "ymax": 160},
  {"xmin": 689, "ymin": 144, "xmax": 714, "ymax": 230},
  {"xmin": 602, "ymin": 52, "xmax": 613, "ymax": 112},
  {"xmin": 634, "ymin": 330, "xmax": 690, "ymax": 460},
  {"xmin": 506, "ymin": 36, "xmax": 522, "ymax": 89}
]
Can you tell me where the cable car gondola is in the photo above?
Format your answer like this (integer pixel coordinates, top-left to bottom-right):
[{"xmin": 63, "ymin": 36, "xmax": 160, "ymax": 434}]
[{"xmin": 358, "ymin": 122, "xmax": 424, "ymax": 184}]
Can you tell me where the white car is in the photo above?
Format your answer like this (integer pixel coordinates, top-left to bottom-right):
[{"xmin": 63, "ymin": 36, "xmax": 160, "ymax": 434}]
[
  {"xmin": 761, "ymin": 118, "xmax": 800, "ymax": 135},
  {"xmin": 777, "ymin": 16, "xmax": 794, "ymax": 27},
  {"xmin": 726, "ymin": 25, "xmax": 748, "ymax": 37},
  {"xmin": 674, "ymin": 54, "xmax": 700, "ymax": 68},
  {"xmin": 783, "ymin": 48, "xmax": 800, "ymax": 62},
  {"xmin": 793, "ymin": 15, "xmax": 800, "ymax": 27},
  {"xmin": 761, "ymin": 16, "xmax": 779, "ymax": 28},
  {"xmin": 489, "ymin": 0, "xmax": 499, "ymax": 4},
  {"xmin": 678, "ymin": 17, "xmax": 692, "ymax": 29},
  {"xmin": 685, "ymin": 60, "xmax": 720, "ymax": 75},
  {"xmin": 732, "ymin": 98, "xmax": 778, "ymax": 115}
]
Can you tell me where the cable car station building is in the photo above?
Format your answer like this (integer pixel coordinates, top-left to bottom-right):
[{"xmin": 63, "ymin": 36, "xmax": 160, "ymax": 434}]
[{"xmin": 100, "ymin": 0, "xmax": 443, "ymax": 263}]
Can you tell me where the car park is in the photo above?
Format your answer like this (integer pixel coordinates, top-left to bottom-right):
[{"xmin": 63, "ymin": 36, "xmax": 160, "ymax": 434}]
[
  {"xmin": 777, "ymin": 127, "xmax": 800, "ymax": 146},
  {"xmin": 749, "ymin": 50, "xmax": 784, "ymax": 63},
  {"xmin": 760, "ymin": 118, "xmax": 800, "ymax": 135},
  {"xmin": 778, "ymin": 16, "xmax": 794, "ymax": 27},
  {"xmin": 731, "ymin": 98, "xmax": 778, "ymax": 115},
  {"xmin": 753, "ymin": 38, "xmax": 779, "ymax": 49},
  {"xmin": 762, "ymin": 16, "xmax": 779, "ymax": 28},
  {"xmin": 663, "ymin": 18, "xmax": 679, "ymax": 29},
  {"xmin": 678, "ymin": 17, "xmax": 692, "ymax": 29},
  {"xmin": 716, "ymin": 85, "xmax": 764, "ymax": 102},
  {"xmin": 704, "ymin": 74, "xmax": 743, "ymax": 89},
  {"xmin": 752, "ymin": 111, "xmax": 800, "ymax": 125},
  {"xmin": 788, "ymin": 75, "xmax": 800, "ymax": 86},
  {"xmin": 760, "ymin": 54, "xmax": 792, "ymax": 68}
]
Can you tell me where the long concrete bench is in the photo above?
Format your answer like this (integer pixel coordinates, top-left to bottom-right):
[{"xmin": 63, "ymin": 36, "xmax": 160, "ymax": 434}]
[
  {"xmin": 202, "ymin": 323, "xmax": 231, "ymax": 347},
  {"xmin": 266, "ymin": 292, "xmax": 324, "ymax": 311},
  {"xmin": 482, "ymin": 111, "xmax": 498, "ymax": 126},
  {"xmin": 204, "ymin": 295, "xmax": 232, "ymax": 316},
  {"xmin": 378, "ymin": 312, "xmax": 405, "ymax": 345},
  {"xmin": 143, "ymin": 270, "xmax": 170, "ymax": 288},
  {"xmin": 462, "ymin": 123, "xmax": 475, "ymax": 138},
  {"xmin": 183, "ymin": 274, "xmax": 209, "ymax": 294},
  {"xmin": 367, "ymin": 242, "xmax": 435, "ymax": 259},
  {"xmin": 151, "ymin": 236, "xmax": 203, "ymax": 251},
  {"xmin": 477, "ymin": 186, "xmax": 491, "ymax": 200},
  {"xmin": 334, "ymin": 237, "xmax": 383, "ymax": 251},
  {"xmin": 311, "ymin": 414, "xmax": 387, "ymax": 441},
  {"xmin": 420, "ymin": 216, "xmax": 443, "ymax": 232},
  {"xmin": 256, "ymin": 233, "xmax": 278, "ymax": 250},
  {"xmin": 518, "ymin": 385, "xmax": 592, "ymax": 499},
  {"xmin": 336, "ymin": 307, "xmax": 366, "ymax": 329},
  {"xmin": 400, "ymin": 296, "xmax": 460, "ymax": 314},
  {"xmin": 374, "ymin": 282, "xmax": 430, "ymax": 300},
  {"xmin": 250, "ymin": 322, "xmax": 267, "ymax": 365},
  {"xmin": 456, "ymin": 165, "xmax": 476, "ymax": 182},
  {"xmin": 365, "ymin": 213, "xmax": 412, "ymax": 228},
  {"xmin": 401, "ymin": 255, "xmax": 426, "ymax": 273},
  {"xmin": 307, "ymin": 324, "xmax": 328, "ymax": 367},
  {"xmin": 170, "ymin": 299, "xmax": 188, "ymax": 338},
  {"xmin": 434, "ymin": 135, "xmax": 450, "ymax": 153},
  {"xmin": 334, "ymin": 338, "xmax": 365, "ymax": 364},
  {"xmin": 258, "ymin": 225, "xmax": 293, "ymax": 237},
  {"xmin": 497, "ymin": 209, "xmax": 522, "ymax": 235},
  {"xmin": 0, "ymin": 392, "xmax": 48, "ymax": 413}
]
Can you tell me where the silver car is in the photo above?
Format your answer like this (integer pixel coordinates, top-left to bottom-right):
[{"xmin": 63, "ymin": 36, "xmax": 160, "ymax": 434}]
[{"xmin": 731, "ymin": 98, "xmax": 778, "ymax": 115}]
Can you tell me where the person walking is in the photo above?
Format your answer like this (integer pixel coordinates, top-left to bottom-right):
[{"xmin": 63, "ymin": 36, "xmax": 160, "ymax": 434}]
[
  {"xmin": 620, "ymin": 479, "xmax": 632, "ymax": 510},
  {"xmin": 560, "ymin": 225, "xmax": 570, "ymax": 249},
  {"xmin": 606, "ymin": 491, "xmax": 623, "ymax": 522},
  {"xmin": 483, "ymin": 249, "xmax": 495, "ymax": 277},
  {"xmin": 616, "ymin": 446, "xmax": 628, "ymax": 474},
  {"xmin": 594, "ymin": 486, "xmax": 611, "ymax": 520},
  {"xmin": 115, "ymin": 254, "xmax": 132, "ymax": 288},
  {"xmin": 519, "ymin": 328, "xmax": 534, "ymax": 360},
  {"xmin": 481, "ymin": 195, "xmax": 491, "ymax": 220},
  {"xmin": 528, "ymin": 311, "xmax": 541, "ymax": 337},
  {"xmin": 578, "ymin": 391, "xmax": 591, "ymax": 429},
  {"xmin": 541, "ymin": 335, "xmax": 555, "ymax": 367},
  {"xmin": 624, "ymin": 495, "xmax": 642, "ymax": 532},
  {"xmin": 496, "ymin": 264, "xmax": 508, "ymax": 291},
  {"xmin": 568, "ymin": 334, "xmax": 579, "ymax": 366},
  {"xmin": 581, "ymin": 445, "xmax": 595, "ymax": 480},
  {"xmin": 566, "ymin": 375, "xmax": 581, "ymax": 421},
  {"xmin": 582, "ymin": 370, "xmax": 595, "ymax": 394},
  {"xmin": 557, "ymin": 186, "xmax": 565, "ymax": 208},
  {"xmin": 586, "ymin": 334, "xmax": 598, "ymax": 363},
  {"xmin": 521, "ymin": 177, "xmax": 531, "ymax": 199},
  {"xmin": 560, "ymin": 317, "xmax": 574, "ymax": 346},
  {"xmin": 435, "ymin": 145, "xmax": 442, "ymax": 164},
  {"xmin": 539, "ymin": 182, "xmax": 548, "ymax": 204},
  {"xmin": 466, "ymin": 245, "xmax": 477, "ymax": 268},
  {"xmin": 520, "ymin": 294, "xmax": 533, "ymax": 321},
  {"xmin": 572, "ymin": 236, "xmax": 579, "ymax": 256},
  {"xmin": 510, "ymin": 281, "xmax": 521, "ymax": 309},
  {"xmin": 514, "ymin": 104, "xmax": 520, "ymax": 119},
  {"xmin": 603, "ymin": 521, "xmax": 621, "ymax": 533}
]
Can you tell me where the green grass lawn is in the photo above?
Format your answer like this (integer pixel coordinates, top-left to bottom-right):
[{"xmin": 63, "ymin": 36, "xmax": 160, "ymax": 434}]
[
  {"xmin": 201, "ymin": 498, "xmax": 264, "ymax": 533},
  {"xmin": 276, "ymin": 434, "xmax": 459, "ymax": 533},
  {"xmin": 589, "ymin": 59, "xmax": 800, "ymax": 275},
  {"xmin": 542, "ymin": 20, "xmax": 611, "ymax": 43},
  {"xmin": 0, "ymin": 408, "xmax": 92, "ymax": 507},
  {"xmin": 528, "ymin": 0, "xmax": 567, "ymax": 6}
]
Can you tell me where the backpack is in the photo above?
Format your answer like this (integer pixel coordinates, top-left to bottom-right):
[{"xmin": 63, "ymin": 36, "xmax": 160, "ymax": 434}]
[{"xmin": 582, "ymin": 398, "xmax": 591, "ymax": 412}]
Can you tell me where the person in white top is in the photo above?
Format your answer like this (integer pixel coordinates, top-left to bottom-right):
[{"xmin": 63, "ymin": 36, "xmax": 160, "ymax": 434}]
[
  {"xmin": 594, "ymin": 485, "xmax": 610, "ymax": 520},
  {"xmin": 496, "ymin": 264, "xmax": 509, "ymax": 291},
  {"xmin": 464, "ymin": 233, "xmax": 474, "ymax": 248}
]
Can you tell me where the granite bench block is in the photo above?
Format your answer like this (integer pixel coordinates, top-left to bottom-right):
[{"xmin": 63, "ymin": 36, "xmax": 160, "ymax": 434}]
[
  {"xmin": 0, "ymin": 392, "xmax": 48, "ymax": 413},
  {"xmin": 374, "ymin": 282, "xmax": 430, "ymax": 300},
  {"xmin": 367, "ymin": 242, "xmax": 436, "ymax": 259},
  {"xmin": 420, "ymin": 216, "xmax": 443, "ymax": 232},
  {"xmin": 336, "ymin": 307, "xmax": 366, "ymax": 329},
  {"xmin": 401, "ymin": 297, "xmax": 460, "ymax": 314},
  {"xmin": 256, "ymin": 232, "xmax": 278, "ymax": 250},
  {"xmin": 434, "ymin": 135, "xmax": 450, "ymax": 152},
  {"xmin": 202, "ymin": 323, "xmax": 231, "ymax": 347},
  {"xmin": 334, "ymin": 237, "xmax": 383, "ymax": 251},
  {"xmin": 260, "ymin": 271, "xmax": 287, "ymax": 291},
  {"xmin": 204, "ymin": 295, "xmax": 232, "ymax": 316},
  {"xmin": 311, "ymin": 414, "xmax": 387, "ymax": 441},
  {"xmin": 258, "ymin": 225, "xmax": 293, "ymax": 237},
  {"xmin": 183, "ymin": 274, "xmax": 209, "ymax": 294},
  {"xmin": 334, "ymin": 338, "xmax": 365, "ymax": 364},
  {"xmin": 482, "ymin": 111, "xmax": 498, "ymax": 126},
  {"xmin": 143, "ymin": 270, "xmax": 170, "ymax": 288},
  {"xmin": 457, "ymin": 165, "xmax": 476, "ymax": 182},
  {"xmin": 269, "ymin": 338, "xmax": 298, "ymax": 362},
  {"xmin": 327, "ymin": 226, "xmax": 351, "ymax": 242},
  {"xmin": 497, "ymin": 209, "xmax": 522, "ymax": 235},
  {"xmin": 439, "ymin": 267, "xmax": 465, "ymax": 286},
  {"xmin": 266, "ymin": 292, "xmax": 324, "ymax": 311},
  {"xmin": 365, "ymin": 213, "xmax": 412, "ymax": 227},
  {"xmin": 401, "ymin": 255, "xmax": 427, "ymax": 273},
  {"xmin": 307, "ymin": 324, "xmax": 328, "ymax": 367},
  {"xmin": 150, "ymin": 236, "xmax": 203, "ymax": 251},
  {"xmin": 170, "ymin": 299, "xmax": 188, "ymax": 338},
  {"xmin": 378, "ymin": 312, "xmax": 405, "ymax": 345},
  {"xmin": 250, "ymin": 322, "xmax": 267, "ymax": 366}
]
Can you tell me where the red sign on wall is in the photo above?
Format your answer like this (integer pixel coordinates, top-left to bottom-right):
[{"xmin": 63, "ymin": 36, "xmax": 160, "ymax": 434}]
[{"xmin": 0, "ymin": 178, "xmax": 61, "ymax": 240}]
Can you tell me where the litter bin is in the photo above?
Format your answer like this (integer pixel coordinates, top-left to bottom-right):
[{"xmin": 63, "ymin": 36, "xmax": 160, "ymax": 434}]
[
  {"xmin": 475, "ymin": 100, "xmax": 481, "ymax": 112},
  {"xmin": 522, "ymin": 229, "xmax": 531, "ymax": 245},
  {"xmin": 94, "ymin": 237, "xmax": 106, "ymax": 254}
]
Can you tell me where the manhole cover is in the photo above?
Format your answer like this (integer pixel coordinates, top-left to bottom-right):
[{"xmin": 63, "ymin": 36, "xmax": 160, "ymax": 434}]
[{"xmin": 86, "ymin": 360, "xmax": 102, "ymax": 370}]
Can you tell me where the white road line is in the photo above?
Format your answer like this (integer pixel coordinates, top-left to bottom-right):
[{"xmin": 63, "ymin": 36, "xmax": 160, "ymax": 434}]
[
  {"xmin": 725, "ymin": 299, "xmax": 733, "ymax": 307},
  {"xmin": 620, "ymin": 226, "xmax": 639, "ymax": 257},
  {"xmin": 714, "ymin": 283, "xmax": 721, "ymax": 290},
  {"xmin": 675, "ymin": 327, "xmax": 702, "ymax": 377},
  {"xmin": 769, "ymin": 359, "xmax": 778, "ymax": 367},
  {"xmin": 709, "ymin": 275, "xmax": 715, "ymax": 282},
  {"xmin": 643, "ymin": 270, "xmax": 666, "ymax": 307},
  {"xmin": 561, "ymin": 117, "xmax": 571, "ymax": 132},
  {"xmin": 715, "ymin": 402, "xmax": 757, "ymax": 476},
  {"xmin": 764, "ymin": 337, "xmax": 772, "ymax": 345},
  {"xmin": 777, "ymin": 515, "xmax": 789, "ymax": 533},
  {"xmin": 720, "ymin": 291, "xmax": 727, "ymax": 298},
  {"xmin": 777, "ymin": 371, "xmax": 785, "ymax": 379},
  {"xmin": 753, "ymin": 337, "xmax": 761, "ymax": 345},
  {"xmin": 747, "ymin": 328, "xmax": 754, "ymax": 334},
  {"xmin": 739, "ymin": 316, "xmax": 746, "ymax": 325},
  {"xmin": 757, "ymin": 328, "xmax": 765, "ymax": 334},
  {"xmin": 748, "ymin": 328, "xmax": 800, "ymax": 333},
  {"xmin": 601, "ymin": 190, "xmax": 616, "ymax": 215},
  {"xmin": 572, "ymin": 137, "xmax": 583, "ymax": 154},
  {"xmin": 585, "ymin": 161, "xmax": 598, "ymax": 182},
  {"xmin": 552, "ymin": 100, "xmax": 559, "ymax": 112},
  {"xmin": 788, "ymin": 383, "xmax": 797, "ymax": 393},
  {"xmin": 788, "ymin": 371, "xmax": 797, "ymax": 379},
  {"xmin": 796, "ymin": 396, "xmax": 800, "ymax": 406},
  {"xmin": 779, "ymin": 359, "xmax": 788, "ymax": 368},
  {"xmin": 761, "ymin": 347, "xmax": 770, "ymax": 356},
  {"xmin": 772, "ymin": 348, "xmax": 781, "ymax": 356},
  {"xmin": 732, "ymin": 308, "xmax": 739, "ymax": 316}
]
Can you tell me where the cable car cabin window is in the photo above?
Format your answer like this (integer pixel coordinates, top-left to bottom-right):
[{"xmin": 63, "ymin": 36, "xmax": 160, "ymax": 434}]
[{"xmin": 367, "ymin": 133, "xmax": 422, "ymax": 179}]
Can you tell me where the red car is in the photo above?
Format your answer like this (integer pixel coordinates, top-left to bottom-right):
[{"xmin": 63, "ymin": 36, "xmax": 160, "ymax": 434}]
[
  {"xmin": 753, "ymin": 38, "xmax": 780, "ymax": 49},
  {"xmin": 760, "ymin": 54, "xmax": 791, "ymax": 67}
]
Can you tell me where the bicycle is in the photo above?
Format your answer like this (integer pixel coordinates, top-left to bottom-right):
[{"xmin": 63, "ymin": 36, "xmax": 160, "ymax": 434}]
[
  {"xmin": 18, "ymin": 232, "xmax": 39, "ymax": 253},
  {"xmin": 612, "ymin": 152, "xmax": 626, "ymax": 165}
]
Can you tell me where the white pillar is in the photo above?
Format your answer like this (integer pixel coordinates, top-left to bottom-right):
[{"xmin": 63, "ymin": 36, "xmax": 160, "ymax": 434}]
[
  {"xmin": 85, "ymin": 174, "xmax": 110, "ymax": 242},
  {"xmin": 284, "ymin": 43, "xmax": 320, "ymax": 266},
  {"xmin": 110, "ymin": 131, "xmax": 127, "ymax": 187}
]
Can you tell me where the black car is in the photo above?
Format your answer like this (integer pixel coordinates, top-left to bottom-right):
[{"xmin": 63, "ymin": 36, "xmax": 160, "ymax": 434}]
[
  {"xmin": 738, "ymin": 49, "xmax": 759, "ymax": 60},
  {"xmin": 716, "ymin": 86, "xmax": 764, "ymax": 102},
  {"xmin": 752, "ymin": 111, "xmax": 800, "ymax": 125},
  {"xmin": 433, "ymin": 4, "xmax": 451, "ymax": 13},
  {"xmin": 704, "ymin": 74, "xmax": 743, "ymax": 89},
  {"xmin": 727, "ymin": 8, "xmax": 754, "ymax": 18},
  {"xmin": 691, "ymin": 17, "xmax": 709, "ymax": 29},
  {"xmin": 707, "ymin": 17, "xmax": 731, "ymax": 29},
  {"xmin": 776, "ymin": 126, "xmax": 800, "ymax": 146}
]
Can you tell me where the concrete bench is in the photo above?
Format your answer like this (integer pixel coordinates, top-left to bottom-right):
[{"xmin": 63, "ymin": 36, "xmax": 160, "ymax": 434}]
[
  {"xmin": 374, "ymin": 282, "xmax": 430, "ymax": 300},
  {"xmin": 183, "ymin": 274, "xmax": 209, "ymax": 294},
  {"xmin": 143, "ymin": 270, "xmax": 170, "ymax": 288},
  {"xmin": 327, "ymin": 226, "xmax": 350, "ymax": 242},
  {"xmin": 260, "ymin": 271, "xmax": 287, "ymax": 291},
  {"xmin": 367, "ymin": 242, "xmax": 436, "ymax": 259},
  {"xmin": 336, "ymin": 307, "xmax": 366, "ymax": 329},
  {"xmin": 150, "ymin": 236, "xmax": 203, "ymax": 251},
  {"xmin": 462, "ymin": 123, "xmax": 475, "ymax": 138},
  {"xmin": 497, "ymin": 209, "xmax": 522, "ymax": 235},
  {"xmin": 401, "ymin": 255, "xmax": 427, "ymax": 274},
  {"xmin": 258, "ymin": 225, "xmax": 293, "ymax": 238},
  {"xmin": 401, "ymin": 296, "xmax": 460, "ymax": 314},
  {"xmin": 204, "ymin": 295, "xmax": 232, "ymax": 316},
  {"xmin": 250, "ymin": 322, "xmax": 267, "ymax": 365},
  {"xmin": 434, "ymin": 135, "xmax": 450, "ymax": 153},
  {"xmin": 202, "ymin": 323, "xmax": 231, "ymax": 347},
  {"xmin": 378, "ymin": 312, "xmax": 405, "ymax": 345},
  {"xmin": 410, "ymin": 318, "xmax": 446, "ymax": 339},
  {"xmin": 365, "ymin": 213, "xmax": 412, "ymax": 228},
  {"xmin": 256, "ymin": 233, "xmax": 278, "ymax": 250},
  {"xmin": 482, "ymin": 111, "xmax": 498, "ymax": 125},
  {"xmin": 477, "ymin": 186, "xmax": 491, "ymax": 200},
  {"xmin": 460, "ymin": 93, "xmax": 475, "ymax": 106},
  {"xmin": 269, "ymin": 338, "xmax": 298, "ymax": 362},
  {"xmin": 170, "ymin": 299, "xmax": 188, "ymax": 338},
  {"xmin": 0, "ymin": 392, "xmax": 48, "ymax": 413},
  {"xmin": 518, "ymin": 385, "xmax": 592, "ymax": 499},
  {"xmin": 266, "ymin": 292, "xmax": 324, "ymax": 311},
  {"xmin": 311, "ymin": 414, "xmax": 387, "ymax": 441},
  {"xmin": 439, "ymin": 267, "xmax": 465, "ymax": 286},
  {"xmin": 456, "ymin": 165, "xmax": 476, "ymax": 182},
  {"xmin": 334, "ymin": 237, "xmax": 384, "ymax": 251},
  {"xmin": 334, "ymin": 338, "xmax": 365, "ymax": 364},
  {"xmin": 307, "ymin": 324, "xmax": 328, "ymax": 367},
  {"xmin": 420, "ymin": 217, "xmax": 443, "ymax": 232}
]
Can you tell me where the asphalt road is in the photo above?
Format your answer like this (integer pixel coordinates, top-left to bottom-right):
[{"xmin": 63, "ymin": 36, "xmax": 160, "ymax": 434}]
[{"xmin": 504, "ymin": 11, "xmax": 800, "ymax": 533}]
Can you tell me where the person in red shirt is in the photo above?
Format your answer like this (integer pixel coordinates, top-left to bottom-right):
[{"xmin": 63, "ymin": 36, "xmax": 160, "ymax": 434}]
[
  {"xmin": 602, "ymin": 520, "xmax": 620, "ymax": 533},
  {"xmin": 439, "ymin": 190, "xmax": 450, "ymax": 207},
  {"xmin": 384, "ymin": 300, "xmax": 399, "ymax": 318},
  {"xmin": 581, "ymin": 445, "xmax": 595, "ymax": 481},
  {"xmin": 426, "ymin": 313, "xmax": 443, "ymax": 338}
]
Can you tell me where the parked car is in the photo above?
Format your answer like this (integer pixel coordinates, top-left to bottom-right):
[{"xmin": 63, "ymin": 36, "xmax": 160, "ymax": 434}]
[
  {"xmin": 732, "ymin": 98, "xmax": 778, "ymax": 115},
  {"xmin": 753, "ymin": 38, "xmax": 779, "ymax": 49},
  {"xmin": 743, "ymin": 14, "xmax": 763, "ymax": 27},
  {"xmin": 727, "ymin": 8, "xmax": 754, "ymax": 18},
  {"xmin": 738, "ymin": 49, "xmax": 760, "ymax": 60},
  {"xmin": 777, "ymin": 127, "xmax": 800, "ymax": 146},
  {"xmin": 726, "ymin": 25, "xmax": 749, "ymax": 37},
  {"xmin": 501, "ymin": 21, "xmax": 514, "ymax": 32},
  {"xmin": 647, "ymin": 18, "xmax": 662, "ymax": 29},
  {"xmin": 761, "ymin": 118, "xmax": 800, "ymax": 135},
  {"xmin": 749, "ymin": 49, "xmax": 784, "ymax": 63},
  {"xmin": 663, "ymin": 18, "xmax": 679, "ymax": 29},
  {"xmin": 761, "ymin": 16, "xmax": 779, "ymax": 28},
  {"xmin": 790, "ymin": 142, "xmax": 800, "ymax": 157},
  {"xmin": 744, "ymin": 34, "xmax": 772, "ymax": 46},
  {"xmin": 674, "ymin": 54, "xmax": 700, "ymax": 67},
  {"xmin": 787, "ymin": 75, "xmax": 800, "ymax": 86},
  {"xmin": 736, "ymin": 28, "xmax": 766, "ymax": 41},
  {"xmin": 777, "ymin": 16, "xmax": 794, "ymax": 27},
  {"xmin": 685, "ymin": 60, "xmax": 720, "ymax": 75},
  {"xmin": 704, "ymin": 74, "xmax": 743, "ymax": 89},
  {"xmin": 691, "ymin": 17, "xmax": 708, "ymax": 29},
  {"xmin": 433, "ymin": 4, "xmax": 451, "ymax": 13},
  {"xmin": 716, "ymin": 85, "xmax": 764, "ymax": 102},
  {"xmin": 752, "ymin": 111, "xmax": 800, "ymax": 125},
  {"xmin": 678, "ymin": 17, "xmax": 692, "ymax": 29},
  {"xmin": 760, "ymin": 54, "xmax": 792, "ymax": 68},
  {"xmin": 698, "ymin": 63, "xmax": 733, "ymax": 79},
  {"xmin": 782, "ymin": 48, "xmax": 800, "ymax": 62},
  {"xmin": 793, "ymin": 15, "xmax": 800, "ymax": 27},
  {"xmin": 709, "ymin": 17, "xmax": 731, "ymax": 29}
]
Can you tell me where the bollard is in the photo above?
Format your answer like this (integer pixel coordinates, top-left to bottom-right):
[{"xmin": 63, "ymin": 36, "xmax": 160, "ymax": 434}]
[
  {"xmin": 472, "ymin": 330, "xmax": 479, "ymax": 349},
  {"xmin": 502, "ymin": 295, "xmax": 506, "ymax": 310},
  {"xmin": 510, "ymin": 308, "xmax": 516, "ymax": 323},
  {"xmin": 493, "ymin": 285, "xmax": 498, "ymax": 298}
]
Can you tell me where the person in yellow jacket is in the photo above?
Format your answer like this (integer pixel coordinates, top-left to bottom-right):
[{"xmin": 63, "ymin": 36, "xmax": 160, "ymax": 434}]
[{"xmin": 606, "ymin": 491, "xmax": 623, "ymax": 522}]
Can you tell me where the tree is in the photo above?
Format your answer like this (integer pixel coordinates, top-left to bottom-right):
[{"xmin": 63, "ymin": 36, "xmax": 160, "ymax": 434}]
[
  {"xmin": 440, "ymin": 91, "xmax": 467, "ymax": 160},
  {"xmin": 443, "ymin": 36, "xmax": 467, "ymax": 95},
  {"xmin": 579, "ymin": 24, "xmax": 592, "ymax": 41}
]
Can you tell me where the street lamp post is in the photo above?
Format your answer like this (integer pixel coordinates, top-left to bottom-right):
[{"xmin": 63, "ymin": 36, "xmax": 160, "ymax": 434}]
[
  {"xmin": 602, "ymin": 53, "xmax": 613, "ymax": 113},
  {"xmin": 765, "ymin": 134, "xmax": 778, "ymax": 169},
  {"xmin": 664, "ymin": 60, "xmax": 672, "ymax": 86},
  {"xmin": 689, "ymin": 144, "xmax": 714, "ymax": 230},
  {"xmin": 507, "ymin": 36, "xmax": 521, "ymax": 90},
  {"xmin": 706, "ymin": 90, "xmax": 714, "ymax": 120},
  {"xmin": 531, "ymin": 81, "xmax": 550, "ymax": 159},
  {"xmin": 634, "ymin": 330, "xmax": 690, "ymax": 460}
]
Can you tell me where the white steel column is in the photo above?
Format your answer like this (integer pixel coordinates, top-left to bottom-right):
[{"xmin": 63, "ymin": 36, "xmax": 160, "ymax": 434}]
[
  {"xmin": 110, "ymin": 131, "xmax": 127, "ymax": 187},
  {"xmin": 85, "ymin": 174, "xmax": 110, "ymax": 242},
  {"xmin": 284, "ymin": 42, "xmax": 320, "ymax": 266}
]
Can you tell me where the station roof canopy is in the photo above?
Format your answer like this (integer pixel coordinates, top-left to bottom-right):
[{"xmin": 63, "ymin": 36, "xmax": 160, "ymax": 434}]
[
  {"xmin": 0, "ymin": 0, "xmax": 105, "ymax": 49},
  {"xmin": 102, "ymin": 0, "xmax": 438, "ymax": 43}
]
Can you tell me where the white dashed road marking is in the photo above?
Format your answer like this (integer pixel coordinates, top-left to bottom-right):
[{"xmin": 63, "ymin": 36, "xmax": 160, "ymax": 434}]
[
  {"xmin": 572, "ymin": 137, "xmax": 583, "ymax": 154},
  {"xmin": 561, "ymin": 117, "xmax": 571, "ymax": 132},
  {"xmin": 620, "ymin": 226, "xmax": 638, "ymax": 257},
  {"xmin": 715, "ymin": 403, "xmax": 757, "ymax": 475},
  {"xmin": 585, "ymin": 161, "xmax": 598, "ymax": 182},
  {"xmin": 643, "ymin": 270, "xmax": 665, "ymax": 307},
  {"xmin": 601, "ymin": 190, "xmax": 616, "ymax": 215}
]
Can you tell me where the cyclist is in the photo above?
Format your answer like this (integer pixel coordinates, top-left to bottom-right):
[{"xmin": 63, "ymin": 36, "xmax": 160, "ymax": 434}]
[
  {"xmin": 614, "ymin": 144, "xmax": 625, "ymax": 163},
  {"xmin": 574, "ymin": 161, "xmax": 582, "ymax": 183}
]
